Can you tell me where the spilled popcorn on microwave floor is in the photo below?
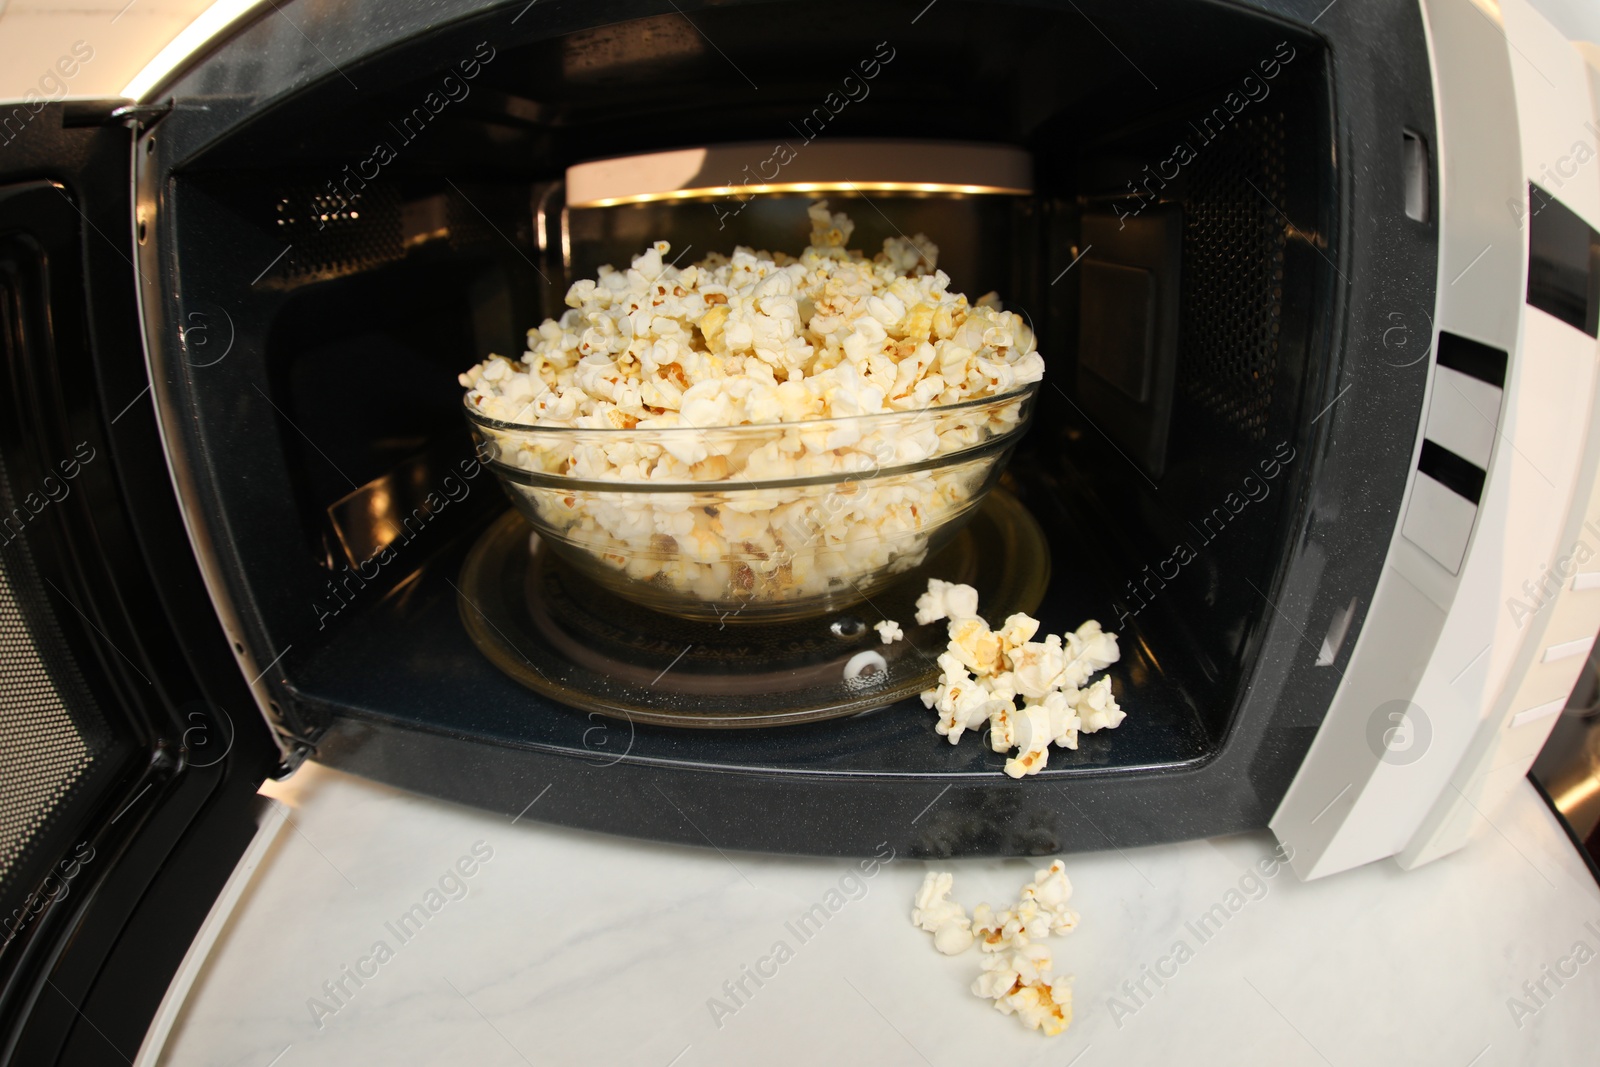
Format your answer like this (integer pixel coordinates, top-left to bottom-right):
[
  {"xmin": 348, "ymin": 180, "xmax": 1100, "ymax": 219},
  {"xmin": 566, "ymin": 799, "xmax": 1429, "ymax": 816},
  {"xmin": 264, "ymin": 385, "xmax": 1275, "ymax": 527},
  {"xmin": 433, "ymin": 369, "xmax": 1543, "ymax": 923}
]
[
  {"xmin": 909, "ymin": 578, "xmax": 1125, "ymax": 777},
  {"xmin": 911, "ymin": 861, "xmax": 1080, "ymax": 1036},
  {"xmin": 457, "ymin": 201, "xmax": 1045, "ymax": 605}
]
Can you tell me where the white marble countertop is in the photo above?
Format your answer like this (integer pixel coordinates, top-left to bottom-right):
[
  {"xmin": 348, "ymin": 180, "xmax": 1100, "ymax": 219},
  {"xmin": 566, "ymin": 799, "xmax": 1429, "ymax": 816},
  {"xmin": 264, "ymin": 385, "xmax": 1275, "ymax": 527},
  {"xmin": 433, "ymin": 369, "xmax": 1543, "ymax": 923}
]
[{"xmin": 152, "ymin": 764, "xmax": 1600, "ymax": 1067}]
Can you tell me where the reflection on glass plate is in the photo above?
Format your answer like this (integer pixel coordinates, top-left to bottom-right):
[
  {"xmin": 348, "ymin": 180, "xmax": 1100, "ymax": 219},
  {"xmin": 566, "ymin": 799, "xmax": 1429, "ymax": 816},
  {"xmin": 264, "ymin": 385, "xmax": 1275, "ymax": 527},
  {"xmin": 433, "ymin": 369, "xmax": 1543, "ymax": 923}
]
[{"xmin": 456, "ymin": 487, "xmax": 1049, "ymax": 728}]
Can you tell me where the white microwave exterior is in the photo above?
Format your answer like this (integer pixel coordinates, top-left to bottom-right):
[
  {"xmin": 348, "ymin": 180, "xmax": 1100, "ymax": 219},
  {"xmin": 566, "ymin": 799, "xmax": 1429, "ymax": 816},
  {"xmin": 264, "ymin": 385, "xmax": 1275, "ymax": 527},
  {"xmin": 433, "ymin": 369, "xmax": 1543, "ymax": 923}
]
[
  {"xmin": 6, "ymin": 0, "xmax": 1593, "ymax": 877},
  {"xmin": 1272, "ymin": 0, "xmax": 1600, "ymax": 879}
]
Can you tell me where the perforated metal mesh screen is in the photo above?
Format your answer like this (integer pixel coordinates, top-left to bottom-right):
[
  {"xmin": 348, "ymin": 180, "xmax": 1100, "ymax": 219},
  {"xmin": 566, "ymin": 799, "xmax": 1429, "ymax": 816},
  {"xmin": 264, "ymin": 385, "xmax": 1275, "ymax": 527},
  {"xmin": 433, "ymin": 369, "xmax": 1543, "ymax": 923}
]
[
  {"xmin": 1178, "ymin": 109, "xmax": 1289, "ymax": 441},
  {"xmin": 0, "ymin": 455, "xmax": 109, "ymax": 888},
  {"xmin": 270, "ymin": 182, "xmax": 404, "ymax": 285}
]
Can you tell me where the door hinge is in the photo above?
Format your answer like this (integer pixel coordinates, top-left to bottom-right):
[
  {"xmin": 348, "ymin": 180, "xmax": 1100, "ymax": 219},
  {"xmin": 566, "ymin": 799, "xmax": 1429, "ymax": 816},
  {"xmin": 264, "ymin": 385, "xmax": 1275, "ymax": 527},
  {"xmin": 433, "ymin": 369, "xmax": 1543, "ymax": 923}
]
[{"xmin": 61, "ymin": 99, "xmax": 173, "ymax": 130}]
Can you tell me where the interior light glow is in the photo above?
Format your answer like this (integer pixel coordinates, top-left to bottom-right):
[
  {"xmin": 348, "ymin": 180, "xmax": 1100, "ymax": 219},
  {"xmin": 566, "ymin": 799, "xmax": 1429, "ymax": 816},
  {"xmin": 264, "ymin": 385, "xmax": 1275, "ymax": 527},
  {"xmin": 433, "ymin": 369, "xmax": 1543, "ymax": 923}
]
[{"xmin": 121, "ymin": 0, "xmax": 265, "ymax": 102}]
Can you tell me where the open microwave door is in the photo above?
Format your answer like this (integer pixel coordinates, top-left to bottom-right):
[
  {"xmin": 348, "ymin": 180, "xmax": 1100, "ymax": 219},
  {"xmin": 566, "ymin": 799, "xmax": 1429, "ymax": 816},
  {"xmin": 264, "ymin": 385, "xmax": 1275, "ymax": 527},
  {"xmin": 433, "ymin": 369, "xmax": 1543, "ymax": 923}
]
[{"xmin": 0, "ymin": 102, "xmax": 282, "ymax": 1066}]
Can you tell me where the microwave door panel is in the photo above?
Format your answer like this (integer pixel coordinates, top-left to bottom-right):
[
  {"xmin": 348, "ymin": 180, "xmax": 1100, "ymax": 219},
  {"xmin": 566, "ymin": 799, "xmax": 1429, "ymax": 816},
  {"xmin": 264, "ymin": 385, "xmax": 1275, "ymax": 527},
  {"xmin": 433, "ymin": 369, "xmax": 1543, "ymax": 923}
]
[
  {"xmin": 1399, "ymin": 0, "xmax": 1600, "ymax": 870},
  {"xmin": 1271, "ymin": 0, "xmax": 1600, "ymax": 879},
  {"xmin": 1270, "ymin": 0, "xmax": 1525, "ymax": 879},
  {"xmin": 0, "ymin": 103, "xmax": 280, "ymax": 1063}
]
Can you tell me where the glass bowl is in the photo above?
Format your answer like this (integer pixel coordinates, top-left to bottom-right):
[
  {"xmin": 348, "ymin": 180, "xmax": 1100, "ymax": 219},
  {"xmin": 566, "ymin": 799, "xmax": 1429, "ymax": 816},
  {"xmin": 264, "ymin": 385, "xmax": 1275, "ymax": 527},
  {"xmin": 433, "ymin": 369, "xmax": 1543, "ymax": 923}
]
[{"xmin": 464, "ymin": 383, "xmax": 1038, "ymax": 622}]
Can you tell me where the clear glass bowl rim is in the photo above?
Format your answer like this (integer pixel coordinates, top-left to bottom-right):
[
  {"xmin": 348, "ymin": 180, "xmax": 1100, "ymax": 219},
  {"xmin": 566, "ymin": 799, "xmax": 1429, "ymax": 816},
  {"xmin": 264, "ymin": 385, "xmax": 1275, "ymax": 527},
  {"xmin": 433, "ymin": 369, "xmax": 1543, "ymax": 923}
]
[
  {"xmin": 462, "ymin": 379, "xmax": 1039, "ymax": 436},
  {"xmin": 466, "ymin": 382, "xmax": 1038, "ymax": 491}
]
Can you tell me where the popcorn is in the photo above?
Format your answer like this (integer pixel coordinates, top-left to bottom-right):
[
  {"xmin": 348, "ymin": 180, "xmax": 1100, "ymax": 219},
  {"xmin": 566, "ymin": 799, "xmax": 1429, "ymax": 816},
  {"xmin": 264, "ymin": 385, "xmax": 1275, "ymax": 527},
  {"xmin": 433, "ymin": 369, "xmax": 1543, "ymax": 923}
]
[
  {"xmin": 973, "ymin": 902, "xmax": 1036, "ymax": 952},
  {"xmin": 1074, "ymin": 676, "xmax": 1125, "ymax": 733},
  {"xmin": 914, "ymin": 578, "xmax": 1125, "ymax": 777},
  {"xmin": 460, "ymin": 203, "xmax": 1044, "ymax": 607},
  {"xmin": 1000, "ymin": 974, "xmax": 1074, "ymax": 1036},
  {"xmin": 911, "ymin": 872, "xmax": 975, "ymax": 955},
  {"xmin": 947, "ymin": 617, "xmax": 1005, "ymax": 676},
  {"xmin": 1003, "ymin": 704, "xmax": 1053, "ymax": 779},
  {"xmin": 874, "ymin": 619, "xmax": 904, "ymax": 645},
  {"xmin": 910, "ymin": 862, "xmax": 1079, "ymax": 1038},
  {"xmin": 1062, "ymin": 619, "xmax": 1120, "ymax": 688},
  {"xmin": 972, "ymin": 942, "xmax": 1054, "ymax": 999},
  {"xmin": 914, "ymin": 578, "xmax": 981, "ymax": 626},
  {"xmin": 970, "ymin": 902, "xmax": 1007, "ymax": 950},
  {"xmin": 996, "ymin": 612, "xmax": 1040, "ymax": 648},
  {"xmin": 1019, "ymin": 860, "xmax": 1079, "ymax": 935},
  {"xmin": 1009, "ymin": 636, "xmax": 1068, "ymax": 699},
  {"xmin": 933, "ymin": 919, "xmax": 976, "ymax": 956},
  {"xmin": 986, "ymin": 702, "xmax": 1016, "ymax": 753},
  {"xmin": 912, "ymin": 871, "xmax": 968, "ymax": 930},
  {"xmin": 921, "ymin": 653, "xmax": 991, "ymax": 746},
  {"xmin": 1041, "ymin": 690, "xmax": 1082, "ymax": 750}
]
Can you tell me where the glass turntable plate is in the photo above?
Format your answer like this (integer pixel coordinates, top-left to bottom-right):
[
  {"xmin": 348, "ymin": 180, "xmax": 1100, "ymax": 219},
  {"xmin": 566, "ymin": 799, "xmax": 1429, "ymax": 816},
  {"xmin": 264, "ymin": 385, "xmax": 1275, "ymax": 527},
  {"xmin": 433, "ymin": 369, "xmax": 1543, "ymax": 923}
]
[{"xmin": 456, "ymin": 487, "xmax": 1049, "ymax": 728}]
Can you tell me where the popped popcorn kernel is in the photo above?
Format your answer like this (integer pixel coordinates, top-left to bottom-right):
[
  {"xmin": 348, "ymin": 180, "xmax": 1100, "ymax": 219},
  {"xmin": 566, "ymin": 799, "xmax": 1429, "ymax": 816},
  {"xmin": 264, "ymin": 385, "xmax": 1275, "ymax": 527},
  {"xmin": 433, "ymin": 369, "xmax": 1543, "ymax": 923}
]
[
  {"xmin": 1019, "ymin": 860, "xmax": 1079, "ymax": 935},
  {"xmin": 911, "ymin": 871, "xmax": 975, "ymax": 955},
  {"xmin": 914, "ymin": 578, "xmax": 981, "ymax": 626}
]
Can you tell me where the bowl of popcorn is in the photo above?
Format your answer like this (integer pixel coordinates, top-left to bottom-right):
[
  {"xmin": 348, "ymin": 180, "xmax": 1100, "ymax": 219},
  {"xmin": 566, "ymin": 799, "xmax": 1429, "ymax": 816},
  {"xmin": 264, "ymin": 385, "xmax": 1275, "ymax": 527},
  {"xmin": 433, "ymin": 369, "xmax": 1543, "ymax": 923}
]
[{"xmin": 461, "ymin": 201, "xmax": 1044, "ymax": 622}]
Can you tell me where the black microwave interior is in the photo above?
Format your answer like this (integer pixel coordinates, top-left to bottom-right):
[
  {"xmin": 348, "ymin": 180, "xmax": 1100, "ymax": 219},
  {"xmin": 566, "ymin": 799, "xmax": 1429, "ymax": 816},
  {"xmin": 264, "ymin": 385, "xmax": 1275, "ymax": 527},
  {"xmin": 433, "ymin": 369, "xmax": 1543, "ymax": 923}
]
[{"xmin": 147, "ymin": 0, "xmax": 1432, "ymax": 856}]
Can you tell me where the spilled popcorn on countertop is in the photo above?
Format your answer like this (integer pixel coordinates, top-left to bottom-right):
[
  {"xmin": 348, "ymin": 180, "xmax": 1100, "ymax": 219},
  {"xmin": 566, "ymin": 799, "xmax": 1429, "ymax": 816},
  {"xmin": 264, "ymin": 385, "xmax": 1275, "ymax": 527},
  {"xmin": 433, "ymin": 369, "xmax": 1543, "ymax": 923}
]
[{"xmin": 911, "ymin": 862, "xmax": 1079, "ymax": 1037}]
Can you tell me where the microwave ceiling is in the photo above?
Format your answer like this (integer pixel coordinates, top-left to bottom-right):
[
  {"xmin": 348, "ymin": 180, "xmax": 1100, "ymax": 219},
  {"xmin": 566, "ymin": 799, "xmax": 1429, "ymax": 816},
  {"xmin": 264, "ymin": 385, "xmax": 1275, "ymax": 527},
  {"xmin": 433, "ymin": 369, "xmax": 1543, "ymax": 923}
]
[
  {"xmin": 563, "ymin": 140, "xmax": 1035, "ymax": 207},
  {"xmin": 179, "ymin": 0, "xmax": 1312, "ymax": 181}
]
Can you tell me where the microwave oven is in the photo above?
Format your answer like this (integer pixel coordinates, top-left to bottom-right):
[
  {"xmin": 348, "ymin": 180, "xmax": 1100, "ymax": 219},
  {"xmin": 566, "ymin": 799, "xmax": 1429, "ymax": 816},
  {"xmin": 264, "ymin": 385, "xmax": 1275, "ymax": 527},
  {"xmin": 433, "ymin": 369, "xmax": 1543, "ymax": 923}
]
[{"xmin": 2, "ymin": 0, "xmax": 1598, "ymax": 1060}]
